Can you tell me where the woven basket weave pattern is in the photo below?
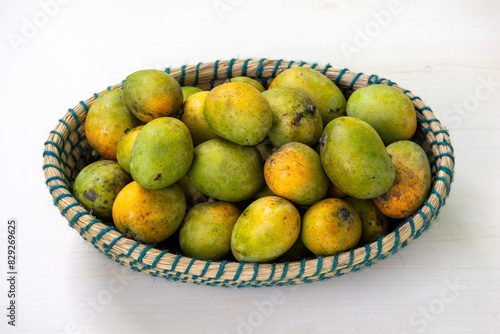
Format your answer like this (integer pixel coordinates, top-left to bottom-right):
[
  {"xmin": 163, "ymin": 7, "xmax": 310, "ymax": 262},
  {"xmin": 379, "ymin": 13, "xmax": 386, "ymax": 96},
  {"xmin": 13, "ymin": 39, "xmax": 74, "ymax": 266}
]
[{"xmin": 43, "ymin": 59, "xmax": 454, "ymax": 287}]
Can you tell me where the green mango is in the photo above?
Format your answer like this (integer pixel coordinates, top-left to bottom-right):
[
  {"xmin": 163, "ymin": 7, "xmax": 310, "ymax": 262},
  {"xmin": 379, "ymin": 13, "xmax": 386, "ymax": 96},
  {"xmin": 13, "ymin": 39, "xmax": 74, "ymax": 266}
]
[
  {"xmin": 116, "ymin": 125, "xmax": 144, "ymax": 174},
  {"xmin": 130, "ymin": 117, "xmax": 193, "ymax": 189},
  {"xmin": 73, "ymin": 160, "xmax": 132, "ymax": 221},
  {"xmin": 123, "ymin": 69, "xmax": 183, "ymax": 122},
  {"xmin": 262, "ymin": 87, "xmax": 323, "ymax": 147},
  {"xmin": 187, "ymin": 138, "xmax": 265, "ymax": 202},
  {"xmin": 179, "ymin": 202, "xmax": 241, "ymax": 260},
  {"xmin": 320, "ymin": 116, "xmax": 395, "ymax": 199},
  {"xmin": 181, "ymin": 91, "xmax": 219, "ymax": 147},
  {"xmin": 346, "ymin": 84, "xmax": 417, "ymax": 145},
  {"xmin": 181, "ymin": 86, "xmax": 203, "ymax": 102},
  {"xmin": 269, "ymin": 67, "xmax": 346, "ymax": 125},
  {"xmin": 203, "ymin": 82, "xmax": 272, "ymax": 146},
  {"xmin": 229, "ymin": 76, "xmax": 266, "ymax": 92},
  {"xmin": 231, "ymin": 196, "xmax": 300, "ymax": 262}
]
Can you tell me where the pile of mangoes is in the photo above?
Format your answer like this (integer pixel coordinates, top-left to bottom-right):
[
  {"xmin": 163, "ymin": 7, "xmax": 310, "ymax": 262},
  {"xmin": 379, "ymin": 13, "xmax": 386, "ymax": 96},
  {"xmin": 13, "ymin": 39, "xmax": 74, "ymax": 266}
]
[{"xmin": 73, "ymin": 66, "xmax": 431, "ymax": 263}]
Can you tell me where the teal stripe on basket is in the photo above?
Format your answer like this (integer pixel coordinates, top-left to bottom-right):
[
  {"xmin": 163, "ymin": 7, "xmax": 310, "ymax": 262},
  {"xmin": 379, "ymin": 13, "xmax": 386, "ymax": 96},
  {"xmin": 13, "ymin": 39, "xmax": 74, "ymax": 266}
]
[
  {"xmin": 431, "ymin": 189, "xmax": 443, "ymax": 209},
  {"xmin": 105, "ymin": 234, "xmax": 124, "ymax": 252},
  {"xmin": 271, "ymin": 59, "xmax": 283, "ymax": 77},
  {"xmin": 45, "ymin": 175, "xmax": 66, "ymax": 185},
  {"xmin": 314, "ymin": 257, "xmax": 323, "ymax": 276},
  {"xmin": 376, "ymin": 238, "xmax": 383, "ymax": 258},
  {"xmin": 367, "ymin": 74, "xmax": 378, "ymax": 85},
  {"xmin": 298, "ymin": 60, "xmax": 306, "ymax": 67},
  {"xmin": 215, "ymin": 261, "xmax": 228, "ymax": 280},
  {"xmin": 347, "ymin": 249, "xmax": 354, "ymax": 267},
  {"xmin": 49, "ymin": 184, "xmax": 69, "ymax": 193},
  {"xmin": 310, "ymin": 63, "xmax": 318, "ymax": 69},
  {"xmin": 266, "ymin": 263, "xmax": 276, "ymax": 281},
  {"xmin": 80, "ymin": 218, "xmax": 99, "ymax": 235},
  {"xmin": 279, "ymin": 262, "xmax": 289, "ymax": 280},
  {"xmin": 152, "ymin": 249, "xmax": 169, "ymax": 268},
  {"xmin": 329, "ymin": 254, "xmax": 339, "ymax": 273},
  {"xmin": 68, "ymin": 108, "xmax": 80, "ymax": 128},
  {"xmin": 256, "ymin": 58, "xmax": 265, "ymax": 78},
  {"xmin": 137, "ymin": 245, "xmax": 153, "ymax": 263},
  {"xmin": 334, "ymin": 68, "xmax": 349, "ymax": 85},
  {"xmin": 362, "ymin": 244, "xmax": 371, "ymax": 265},
  {"xmin": 250, "ymin": 263, "xmax": 259, "ymax": 281},
  {"xmin": 210, "ymin": 60, "xmax": 220, "ymax": 89},
  {"xmin": 178, "ymin": 65, "xmax": 187, "ymax": 86},
  {"xmin": 286, "ymin": 60, "xmax": 295, "ymax": 69},
  {"xmin": 436, "ymin": 176, "xmax": 451, "ymax": 195},
  {"xmin": 50, "ymin": 130, "xmax": 66, "ymax": 146},
  {"xmin": 390, "ymin": 229, "xmax": 401, "ymax": 253},
  {"xmin": 296, "ymin": 258, "xmax": 306, "ymax": 278},
  {"xmin": 68, "ymin": 210, "xmax": 88, "ymax": 228},
  {"xmin": 193, "ymin": 62, "xmax": 202, "ymax": 86},
  {"xmin": 321, "ymin": 64, "xmax": 332, "ymax": 75},
  {"xmin": 232, "ymin": 262, "xmax": 245, "ymax": 281},
  {"xmin": 241, "ymin": 58, "xmax": 251, "ymax": 76},
  {"xmin": 170, "ymin": 254, "xmax": 183, "ymax": 271},
  {"xmin": 183, "ymin": 258, "xmax": 196, "ymax": 275},
  {"xmin": 79, "ymin": 101, "xmax": 89, "ymax": 113},
  {"xmin": 407, "ymin": 216, "xmax": 416, "ymax": 238},
  {"xmin": 92, "ymin": 226, "xmax": 115, "ymax": 245},
  {"xmin": 226, "ymin": 58, "xmax": 236, "ymax": 78},
  {"xmin": 200, "ymin": 260, "xmax": 212, "ymax": 277},
  {"xmin": 348, "ymin": 72, "xmax": 363, "ymax": 90},
  {"xmin": 164, "ymin": 67, "xmax": 170, "ymax": 74},
  {"xmin": 93, "ymin": 93, "xmax": 99, "ymax": 99}
]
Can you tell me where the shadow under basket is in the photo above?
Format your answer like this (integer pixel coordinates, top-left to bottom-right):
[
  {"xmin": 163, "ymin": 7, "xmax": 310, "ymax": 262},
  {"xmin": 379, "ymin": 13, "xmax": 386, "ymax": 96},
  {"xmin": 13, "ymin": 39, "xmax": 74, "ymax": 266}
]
[{"xmin": 43, "ymin": 59, "xmax": 455, "ymax": 288}]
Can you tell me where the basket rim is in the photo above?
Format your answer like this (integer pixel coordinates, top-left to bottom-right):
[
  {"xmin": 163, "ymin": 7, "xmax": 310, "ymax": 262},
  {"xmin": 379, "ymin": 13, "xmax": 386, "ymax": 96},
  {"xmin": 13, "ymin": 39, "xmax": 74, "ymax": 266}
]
[{"xmin": 43, "ymin": 58, "xmax": 455, "ymax": 287}]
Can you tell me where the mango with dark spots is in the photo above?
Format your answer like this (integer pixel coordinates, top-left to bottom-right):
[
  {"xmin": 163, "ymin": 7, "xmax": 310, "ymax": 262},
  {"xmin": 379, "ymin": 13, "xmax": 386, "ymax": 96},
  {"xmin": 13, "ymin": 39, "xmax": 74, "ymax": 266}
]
[
  {"xmin": 187, "ymin": 138, "xmax": 264, "ymax": 202},
  {"xmin": 203, "ymin": 82, "xmax": 272, "ymax": 146},
  {"xmin": 123, "ymin": 69, "xmax": 183, "ymax": 122},
  {"xmin": 346, "ymin": 84, "xmax": 417, "ymax": 145},
  {"xmin": 112, "ymin": 181, "xmax": 186, "ymax": 243},
  {"xmin": 181, "ymin": 86, "xmax": 203, "ymax": 102},
  {"xmin": 85, "ymin": 89, "xmax": 142, "ymax": 160},
  {"xmin": 301, "ymin": 198, "xmax": 362, "ymax": 256},
  {"xmin": 373, "ymin": 140, "xmax": 432, "ymax": 218},
  {"xmin": 262, "ymin": 87, "xmax": 323, "ymax": 147},
  {"xmin": 73, "ymin": 160, "xmax": 132, "ymax": 221},
  {"xmin": 344, "ymin": 197, "xmax": 388, "ymax": 244},
  {"xmin": 130, "ymin": 117, "xmax": 193, "ymax": 189},
  {"xmin": 264, "ymin": 142, "xmax": 329, "ymax": 206},
  {"xmin": 269, "ymin": 66, "xmax": 346, "ymax": 125},
  {"xmin": 116, "ymin": 125, "xmax": 144, "ymax": 174},
  {"xmin": 231, "ymin": 196, "xmax": 300, "ymax": 262},
  {"xmin": 181, "ymin": 91, "xmax": 219, "ymax": 146},
  {"xmin": 229, "ymin": 76, "xmax": 265, "ymax": 92},
  {"xmin": 320, "ymin": 116, "xmax": 395, "ymax": 199},
  {"xmin": 179, "ymin": 202, "xmax": 241, "ymax": 260}
]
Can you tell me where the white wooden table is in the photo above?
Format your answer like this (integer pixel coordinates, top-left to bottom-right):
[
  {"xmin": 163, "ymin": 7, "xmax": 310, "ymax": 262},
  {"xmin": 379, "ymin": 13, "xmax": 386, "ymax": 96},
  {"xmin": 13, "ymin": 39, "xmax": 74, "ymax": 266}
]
[{"xmin": 1, "ymin": 0, "xmax": 499, "ymax": 333}]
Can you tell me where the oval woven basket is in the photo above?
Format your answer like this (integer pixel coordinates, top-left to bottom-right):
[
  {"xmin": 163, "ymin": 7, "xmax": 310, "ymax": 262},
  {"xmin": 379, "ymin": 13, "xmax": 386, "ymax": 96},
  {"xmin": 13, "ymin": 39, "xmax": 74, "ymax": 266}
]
[{"xmin": 43, "ymin": 59, "xmax": 454, "ymax": 287}]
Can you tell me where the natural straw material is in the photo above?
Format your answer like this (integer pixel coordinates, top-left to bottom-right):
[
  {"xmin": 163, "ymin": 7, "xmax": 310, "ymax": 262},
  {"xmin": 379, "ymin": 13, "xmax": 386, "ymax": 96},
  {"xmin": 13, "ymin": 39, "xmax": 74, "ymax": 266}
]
[{"xmin": 43, "ymin": 59, "xmax": 454, "ymax": 287}]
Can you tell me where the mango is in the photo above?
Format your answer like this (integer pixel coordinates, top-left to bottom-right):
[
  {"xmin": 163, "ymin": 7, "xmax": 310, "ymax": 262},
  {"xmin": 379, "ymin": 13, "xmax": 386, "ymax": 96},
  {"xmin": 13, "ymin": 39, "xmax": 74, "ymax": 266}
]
[
  {"xmin": 179, "ymin": 202, "xmax": 241, "ymax": 260},
  {"xmin": 373, "ymin": 140, "xmax": 432, "ymax": 218},
  {"xmin": 264, "ymin": 142, "xmax": 329, "ymax": 206},
  {"xmin": 320, "ymin": 117, "xmax": 395, "ymax": 199},
  {"xmin": 277, "ymin": 235, "xmax": 311, "ymax": 262},
  {"xmin": 112, "ymin": 181, "xmax": 186, "ymax": 244},
  {"xmin": 116, "ymin": 125, "xmax": 144, "ymax": 174},
  {"xmin": 229, "ymin": 76, "xmax": 266, "ymax": 92},
  {"xmin": 346, "ymin": 84, "xmax": 417, "ymax": 145},
  {"xmin": 177, "ymin": 174, "xmax": 208, "ymax": 207},
  {"xmin": 269, "ymin": 67, "xmax": 346, "ymax": 125},
  {"xmin": 130, "ymin": 117, "xmax": 193, "ymax": 189},
  {"xmin": 301, "ymin": 198, "xmax": 362, "ymax": 256},
  {"xmin": 344, "ymin": 197, "xmax": 388, "ymax": 245},
  {"xmin": 123, "ymin": 69, "xmax": 183, "ymax": 122},
  {"xmin": 262, "ymin": 87, "xmax": 323, "ymax": 147},
  {"xmin": 327, "ymin": 180, "xmax": 347, "ymax": 198},
  {"xmin": 187, "ymin": 138, "xmax": 265, "ymax": 202},
  {"xmin": 181, "ymin": 86, "xmax": 203, "ymax": 102},
  {"xmin": 203, "ymin": 82, "xmax": 272, "ymax": 146},
  {"xmin": 181, "ymin": 91, "xmax": 219, "ymax": 146},
  {"xmin": 85, "ymin": 89, "xmax": 142, "ymax": 160},
  {"xmin": 231, "ymin": 196, "xmax": 300, "ymax": 262},
  {"xmin": 255, "ymin": 140, "xmax": 275, "ymax": 162},
  {"xmin": 73, "ymin": 160, "xmax": 132, "ymax": 221},
  {"xmin": 253, "ymin": 185, "xmax": 275, "ymax": 200}
]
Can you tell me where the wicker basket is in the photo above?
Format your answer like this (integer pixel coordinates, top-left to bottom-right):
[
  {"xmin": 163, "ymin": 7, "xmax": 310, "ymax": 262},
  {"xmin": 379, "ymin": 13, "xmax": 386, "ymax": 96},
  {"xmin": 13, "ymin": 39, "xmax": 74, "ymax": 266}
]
[{"xmin": 43, "ymin": 59, "xmax": 454, "ymax": 287}]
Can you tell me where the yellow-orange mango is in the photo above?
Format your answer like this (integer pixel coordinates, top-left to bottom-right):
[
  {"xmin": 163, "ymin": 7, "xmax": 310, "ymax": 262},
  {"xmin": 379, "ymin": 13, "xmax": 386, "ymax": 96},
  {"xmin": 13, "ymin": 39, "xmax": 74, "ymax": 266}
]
[
  {"xmin": 112, "ymin": 181, "xmax": 186, "ymax": 243},
  {"xmin": 301, "ymin": 198, "xmax": 362, "ymax": 256},
  {"xmin": 85, "ymin": 89, "xmax": 142, "ymax": 160},
  {"xmin": 181, "ymin": 91, "xmax": 219, "ymax": 147},
  {"xmin": 373, "ymin": 141, "xmax": 432, "ymax": 218},
  {"xmin": 116, "ymin": 125, "xmax": 144, "ymax": 174},
  {"xmin": 264, "ymin": 142, "xmax": 329, "ymax": 206}
]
